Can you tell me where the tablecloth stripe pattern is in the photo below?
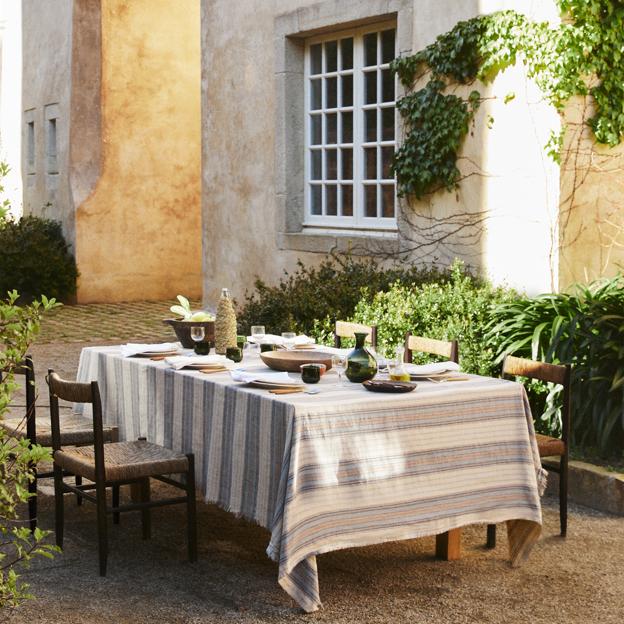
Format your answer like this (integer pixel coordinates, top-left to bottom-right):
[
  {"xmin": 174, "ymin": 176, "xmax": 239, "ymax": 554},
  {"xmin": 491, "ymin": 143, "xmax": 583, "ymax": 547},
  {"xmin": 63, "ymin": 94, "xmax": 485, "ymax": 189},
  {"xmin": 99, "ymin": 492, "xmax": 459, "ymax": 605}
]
[{"xmin": 76, "ymin": 347, "xmax": 544, "ymax": 613}]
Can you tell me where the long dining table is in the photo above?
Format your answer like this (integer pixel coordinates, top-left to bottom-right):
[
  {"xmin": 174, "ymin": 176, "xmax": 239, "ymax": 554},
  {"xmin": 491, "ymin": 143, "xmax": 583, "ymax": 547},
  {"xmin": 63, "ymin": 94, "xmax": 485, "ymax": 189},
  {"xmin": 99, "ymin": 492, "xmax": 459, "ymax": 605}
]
[{"xmin": 76, "ymin": 346, "xmax": 545, "ymax": 612}]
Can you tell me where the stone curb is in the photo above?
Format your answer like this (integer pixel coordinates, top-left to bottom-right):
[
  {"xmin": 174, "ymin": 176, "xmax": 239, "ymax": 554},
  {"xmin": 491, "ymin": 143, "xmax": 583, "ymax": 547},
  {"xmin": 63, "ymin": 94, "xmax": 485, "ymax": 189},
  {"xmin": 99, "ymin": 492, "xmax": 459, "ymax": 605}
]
[{"xmin": 543, "ymin": 457, "xmax": 624, "ymax": 516}]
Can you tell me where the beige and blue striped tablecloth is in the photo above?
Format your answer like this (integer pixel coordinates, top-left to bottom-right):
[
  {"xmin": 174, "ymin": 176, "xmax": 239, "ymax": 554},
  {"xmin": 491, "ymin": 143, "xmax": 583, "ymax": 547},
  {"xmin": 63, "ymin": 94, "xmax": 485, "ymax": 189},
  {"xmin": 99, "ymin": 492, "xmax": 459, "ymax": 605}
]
[{"xmin": 77, "ymin": 346, "xmax": 545, "ymax": 612}]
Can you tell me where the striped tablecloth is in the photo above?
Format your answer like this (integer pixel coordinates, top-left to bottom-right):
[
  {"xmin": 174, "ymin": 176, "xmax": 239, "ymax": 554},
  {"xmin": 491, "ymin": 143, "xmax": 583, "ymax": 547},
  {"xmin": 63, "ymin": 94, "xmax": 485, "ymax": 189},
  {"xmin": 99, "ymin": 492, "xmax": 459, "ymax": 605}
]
[{"xmin": 76, "ymin": 346, "xmax": 545, "ymax": 612}]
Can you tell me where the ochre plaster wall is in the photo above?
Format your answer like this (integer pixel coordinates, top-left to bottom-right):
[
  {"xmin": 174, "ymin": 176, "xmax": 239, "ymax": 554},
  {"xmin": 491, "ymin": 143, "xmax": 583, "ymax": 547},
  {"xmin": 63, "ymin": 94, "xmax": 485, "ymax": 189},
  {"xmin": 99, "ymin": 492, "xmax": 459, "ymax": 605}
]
[
  {"xmin": 558, "ymin": 98, "xmax": 624, "ymax": 289},
  {"xmin": 75, "ymin": 0, "xmax": 201, "ymax": 302}
]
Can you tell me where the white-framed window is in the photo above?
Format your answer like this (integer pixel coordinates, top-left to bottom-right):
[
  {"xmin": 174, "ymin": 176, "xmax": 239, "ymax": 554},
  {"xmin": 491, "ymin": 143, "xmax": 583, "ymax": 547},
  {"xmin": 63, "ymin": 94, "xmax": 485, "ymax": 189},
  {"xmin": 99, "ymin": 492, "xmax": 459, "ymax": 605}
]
[{"xmin": 304, "ymin": 22, "xmax": 397, "ymax": 230}]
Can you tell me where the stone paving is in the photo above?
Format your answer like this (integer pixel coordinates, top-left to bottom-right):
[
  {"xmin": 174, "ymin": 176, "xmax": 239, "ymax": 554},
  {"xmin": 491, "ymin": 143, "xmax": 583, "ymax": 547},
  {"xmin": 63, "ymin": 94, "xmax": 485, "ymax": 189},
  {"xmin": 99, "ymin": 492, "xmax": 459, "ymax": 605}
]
[{"xmin": 5, "ymin": 302, "xmax": 624, "ymax": 623}]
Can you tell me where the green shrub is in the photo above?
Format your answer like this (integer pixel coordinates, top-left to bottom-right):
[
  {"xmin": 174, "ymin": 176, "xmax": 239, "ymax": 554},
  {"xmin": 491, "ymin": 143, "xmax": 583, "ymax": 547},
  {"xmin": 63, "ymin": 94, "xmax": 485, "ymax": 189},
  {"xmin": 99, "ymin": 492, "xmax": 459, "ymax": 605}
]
[
  {"xmin": 0, "ymin": 216, "xmax": 78, "ymax": 302},
  {"xmin": 489, "ymin": 275, "xmax": 624, "ymax": 457},
  {"xmin": 351, "ymin": 260, "xmax": 518, "ymax": 376},
  {"xmin": 236, "ymin": 254, "xmax": 449, "ymax": 339},
  {"xmin": 1, "ymin": 290, "xmax": 60, "ymax": 608}
]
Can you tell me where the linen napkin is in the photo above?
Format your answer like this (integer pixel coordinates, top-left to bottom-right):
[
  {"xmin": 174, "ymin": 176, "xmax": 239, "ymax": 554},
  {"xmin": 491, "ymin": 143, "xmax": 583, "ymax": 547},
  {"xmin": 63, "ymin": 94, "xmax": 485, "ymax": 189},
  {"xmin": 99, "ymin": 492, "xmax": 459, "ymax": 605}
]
[
  {"xmin": 120, "ymin": 343, "xmax": 180, "ymax": 358},
  {"xmin": 312, "ymin": 345, "xmax": 351, "ymax": 356},
  {"xmin": 246, "ymin": 334, "xmax": 316, "ymax": 346},
  {"xmin": 164, "ymin": 354, "xmax": 233, "ymax": 371},
  {"xmin": 404, "ymin": 361, "xmax": 461, "ymax": 376},
  {"xmin": 229, "ymin": 370, "xmax": 303, "ymax": 385}
]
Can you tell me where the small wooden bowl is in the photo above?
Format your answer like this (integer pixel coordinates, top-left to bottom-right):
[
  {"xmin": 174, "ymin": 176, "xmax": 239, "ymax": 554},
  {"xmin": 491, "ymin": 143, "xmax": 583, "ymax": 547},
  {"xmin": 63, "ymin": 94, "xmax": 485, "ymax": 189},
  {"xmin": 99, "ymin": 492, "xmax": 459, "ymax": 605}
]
[{"xmin": 260, "ymin": 350, "xmax": 333, "ymax": 373}]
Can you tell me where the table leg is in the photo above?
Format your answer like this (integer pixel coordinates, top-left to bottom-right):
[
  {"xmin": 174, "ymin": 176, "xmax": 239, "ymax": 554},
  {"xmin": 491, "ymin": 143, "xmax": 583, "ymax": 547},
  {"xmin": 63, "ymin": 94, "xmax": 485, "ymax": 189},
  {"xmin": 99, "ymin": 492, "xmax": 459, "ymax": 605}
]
[{"xmin": 435, "ymin": 528, "xmax": 461, "ymax": 560}]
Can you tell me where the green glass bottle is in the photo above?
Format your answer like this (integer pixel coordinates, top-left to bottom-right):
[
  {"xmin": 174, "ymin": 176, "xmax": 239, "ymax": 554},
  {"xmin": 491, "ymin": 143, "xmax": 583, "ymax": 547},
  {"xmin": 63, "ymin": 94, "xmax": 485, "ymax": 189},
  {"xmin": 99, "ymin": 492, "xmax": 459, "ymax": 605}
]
[{"xmin": 345, "ymin": 332, "xmax": 378, "ymax": 383}]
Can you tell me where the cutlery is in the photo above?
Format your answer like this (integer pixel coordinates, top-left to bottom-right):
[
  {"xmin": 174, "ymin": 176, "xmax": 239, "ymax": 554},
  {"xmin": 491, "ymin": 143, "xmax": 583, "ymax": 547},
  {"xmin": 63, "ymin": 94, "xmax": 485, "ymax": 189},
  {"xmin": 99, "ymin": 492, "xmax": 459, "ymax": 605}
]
[{"xmin": 268, "ymin": 387, "xmax": 321, "ymax": 395}]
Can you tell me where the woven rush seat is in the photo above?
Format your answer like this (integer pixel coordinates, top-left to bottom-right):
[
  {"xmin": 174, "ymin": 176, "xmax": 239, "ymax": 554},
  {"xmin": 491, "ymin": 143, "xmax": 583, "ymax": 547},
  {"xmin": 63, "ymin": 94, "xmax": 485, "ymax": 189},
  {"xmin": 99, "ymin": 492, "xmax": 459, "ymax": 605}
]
[
  {"xmin": 536, "ymin": 433, "xmax": 566, "ymax": 457},
  {"xmin": 54, "ymin": 440, "xmax": 189, "ymax": 482},
  {"xmin": 1, "ymin": 412, "xmax": 117, "ymax": 447}
]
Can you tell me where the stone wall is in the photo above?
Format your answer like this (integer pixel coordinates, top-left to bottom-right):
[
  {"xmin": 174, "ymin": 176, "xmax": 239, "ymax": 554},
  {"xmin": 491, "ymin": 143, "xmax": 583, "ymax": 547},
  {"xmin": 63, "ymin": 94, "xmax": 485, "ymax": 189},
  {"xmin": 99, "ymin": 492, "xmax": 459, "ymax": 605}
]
[
  {"xmin": 200, "ymin": 0, "xmax": 561, "ymax": 310},
  {"xmin": 21, "ymin": 0, "xmax": 74, "ymax": 244},
  {"xmin": 73, "ymin": 0, "xmax": 202, "ymax": 302}
]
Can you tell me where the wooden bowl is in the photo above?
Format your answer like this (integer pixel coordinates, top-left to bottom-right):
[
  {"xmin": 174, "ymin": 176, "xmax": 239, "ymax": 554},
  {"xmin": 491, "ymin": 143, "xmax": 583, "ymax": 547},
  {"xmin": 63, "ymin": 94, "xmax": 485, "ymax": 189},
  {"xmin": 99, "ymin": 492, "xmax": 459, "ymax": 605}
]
[
  {"xmin": 163, "ymin": 319, "xmax": 215, "ymax": 349},
  {"xmin": 260, "ymin": 350, "xmax": 333, "ymax": 373}
]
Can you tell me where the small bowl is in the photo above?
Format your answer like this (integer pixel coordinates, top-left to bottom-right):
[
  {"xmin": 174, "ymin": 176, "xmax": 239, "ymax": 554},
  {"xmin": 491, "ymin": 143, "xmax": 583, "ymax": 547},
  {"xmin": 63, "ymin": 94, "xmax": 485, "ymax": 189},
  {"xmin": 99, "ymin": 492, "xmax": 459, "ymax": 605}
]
[{"xmin": 300, "ymin": 363, "xmax": 326, "ymax": 384}]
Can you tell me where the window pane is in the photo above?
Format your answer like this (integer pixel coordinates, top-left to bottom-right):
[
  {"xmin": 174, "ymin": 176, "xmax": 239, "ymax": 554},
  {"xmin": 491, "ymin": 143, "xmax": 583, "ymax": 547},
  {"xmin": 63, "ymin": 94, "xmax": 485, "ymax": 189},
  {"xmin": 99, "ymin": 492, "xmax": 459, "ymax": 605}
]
[
  {"xmin": 326, "ymin": 185, "xmax": 337, "ymax": 215},
  {"xmin": 365, "ymin": 185, "xmax": 377, "ymax": 217},
  {"xmin": 364, "ymin": 147, "xmax": 377, "ymax": 180},
  {"xmin": 341, "ymin": 75, "xmax": 353, "ymax": 107},
  {"xmin": 365, "ymin": 109, "xmax": 377, "ymax": 142},
  {"xmin": 325, "ymin": 40, "xmax": 337, "ymax": 72},
  {"xmin": 364, "ymin": 33, "xmax": 377, "ymax": 66},
  {"xmin": 325, "ymin": 149, "xmax": 337, "ymax": 179},
  {"xmin": 341, "ymin": 38, "xmax": 353, "ymax": 70},
  {"xmin": 310, "ymin": 185, "xmax": 322, "ymax": 215},
  {"xmin": 341, "ymin": 185, "xmax": 353, "ymax": 216},
  {"xmin": 365, "ymin": 71, "xmax": 377, "ymax": 104},
  {"xmin": 341, "ymin": 111, "xmax": 353, "ymax": 143},
  {"xmin": 310, "ymin": 44, "xmax": 322, "ymax": 74},
  {"xmin": 381, "ymin": 184, "xmax": 395, "ymax": 218},
  {"xmin": 381, "ymin": 69, "xmax": 394, "ymax": 103},
  {"xmin": 325, "ymin": 113, "xmax": 337, "ymax": 144},
  {"xmin": 311, "ymin": 150, "xmax": 322, "ymax": 180},
  {"xmin": 381, "ymin": 146, "xmax": 394, "ymax": 179},
  {"xmin": 326, "ymin": 77, "xmax": 337, "ymax": 108},
  {"xmin": 311, "ymin": 115, "xmax": 322, "ymax": 145},
  {"xmin": 381, "ymin": 30, "xmax": 395, "ymax": 64},
  {"xmin": 310, "ymin": 79, "xmax": 322, "ymax": 110},
  {"xmin": 381, "ymin": 107, "xmax": 395, "ymax": 141},
  {"xmin": 341, "ymin": 148, "xmax": 353, "ymax": 180}
]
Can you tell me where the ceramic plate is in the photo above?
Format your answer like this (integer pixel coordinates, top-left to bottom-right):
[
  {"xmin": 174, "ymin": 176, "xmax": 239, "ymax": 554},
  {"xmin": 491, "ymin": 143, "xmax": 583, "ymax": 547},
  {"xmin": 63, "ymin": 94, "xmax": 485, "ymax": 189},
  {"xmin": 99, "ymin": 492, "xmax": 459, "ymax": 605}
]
[
  {"xmin": 362, "ymin": 380, "xmax": 417, "ymax": 393},
  {"xmin": 133, "ymin": 349, "xmax": 181, "ymax": 358},
  {"xmin": 247, "ymin": 379, "xmax": 305, "ymax": 390}
]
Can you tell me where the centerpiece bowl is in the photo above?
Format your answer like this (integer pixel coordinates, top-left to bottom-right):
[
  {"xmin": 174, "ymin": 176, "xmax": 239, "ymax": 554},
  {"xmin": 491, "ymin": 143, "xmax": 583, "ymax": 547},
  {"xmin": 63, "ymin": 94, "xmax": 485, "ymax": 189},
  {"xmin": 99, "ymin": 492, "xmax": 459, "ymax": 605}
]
[
  {"xmin": 163, "ymin": 319, "xmax": 215, "ymax": 349},
  {"xmin": 260, "ymin": 350, "xmax": 333, "ymax": 373}
]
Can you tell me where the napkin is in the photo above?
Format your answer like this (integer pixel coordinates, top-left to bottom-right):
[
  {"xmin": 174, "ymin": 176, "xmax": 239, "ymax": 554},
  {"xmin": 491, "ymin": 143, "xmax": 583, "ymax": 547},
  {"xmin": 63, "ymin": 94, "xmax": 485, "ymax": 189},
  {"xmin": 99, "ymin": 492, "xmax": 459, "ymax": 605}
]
[
  {"xmin": 404, "ymin": 361, "xmax": 461, "ymax": 376},
  {"xmin": 229, "ymin": 370, "xmax": 303, "ymax": 385},
  {"xmin": 246, "ymin": 334, "xmax": 316, "ymax": 346},
  {"xmin": 164, "ymin": 354, "xmax": 233, "ymax": 371},
  {"xmin": 312, "ymin": 345, "xmax": 351, "ymax": 356},
  {"xmin": 120, "ymin": 343, "xmax": 179, "ymax": 358}
]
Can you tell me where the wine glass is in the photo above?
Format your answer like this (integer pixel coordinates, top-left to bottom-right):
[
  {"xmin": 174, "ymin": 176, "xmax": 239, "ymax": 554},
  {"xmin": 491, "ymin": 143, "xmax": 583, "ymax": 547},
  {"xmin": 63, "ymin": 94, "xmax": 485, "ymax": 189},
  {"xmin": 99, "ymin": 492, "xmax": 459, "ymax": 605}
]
[
  {"xmin": 281, "ymin": 332, "xmax": 296, "ymax": 350},
  {"xmin": 190, "ymin": 326, "xmax": 205, "ymax": 344},
  {"xmin": 251, "ymin": 325, "xmax": 265, "ymax": 344},
  {"xmin": 331, "ymin": 354, "xmax": 347, "ymax": 385}
]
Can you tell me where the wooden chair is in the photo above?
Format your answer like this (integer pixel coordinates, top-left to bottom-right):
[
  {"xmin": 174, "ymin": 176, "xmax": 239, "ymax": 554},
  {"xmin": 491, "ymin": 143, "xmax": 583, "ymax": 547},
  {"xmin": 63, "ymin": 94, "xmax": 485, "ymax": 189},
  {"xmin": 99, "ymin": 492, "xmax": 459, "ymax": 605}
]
[
  {"xmin": 404, "ymin": 333, "xmax": 459, "ymax": 364},
  {"xmin": 486, "ymin": 355, "xmax": 571, "ymax": 548},
  {"xmin": 334, "ymin": 321, "xmax": 378, "ymax": 349},
  {"xmin": 0, "ymin": 357, "xmax": 118, "ymax": 531},
  {"xmin": 47, "ymin": 371, "xmax": 197, "ymax": 575}
]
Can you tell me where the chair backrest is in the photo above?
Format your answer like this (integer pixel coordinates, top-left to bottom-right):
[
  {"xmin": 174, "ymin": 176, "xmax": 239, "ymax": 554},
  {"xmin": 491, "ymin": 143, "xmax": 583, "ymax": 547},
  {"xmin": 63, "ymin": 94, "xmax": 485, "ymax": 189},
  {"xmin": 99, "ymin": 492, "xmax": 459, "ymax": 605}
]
[
  {"xmin": 47, "ymin": 370, "xmax": 106, "ymax": 480},
  {"xmin": 334, "ymin": 321, "xmax": 377, "ymax": 348},
  {"xmin": 1, "ymin": 355, "xmax": 36, "ymax": 439},
  {"xmin": 404, "ymin": 333, "xmax": 459, "ymax": 364},
  {"xmin": 502, "ymin": 355, "xmax": 572, "ymax": 446}
]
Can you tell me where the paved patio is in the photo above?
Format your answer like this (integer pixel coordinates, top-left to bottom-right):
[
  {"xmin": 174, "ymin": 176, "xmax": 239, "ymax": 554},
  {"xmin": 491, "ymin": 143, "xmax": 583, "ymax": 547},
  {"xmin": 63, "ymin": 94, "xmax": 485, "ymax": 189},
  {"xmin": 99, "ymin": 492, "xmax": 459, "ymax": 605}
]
[{"xmin": 6, "ymin": 302, "xmax": 624, "ymax": 623}]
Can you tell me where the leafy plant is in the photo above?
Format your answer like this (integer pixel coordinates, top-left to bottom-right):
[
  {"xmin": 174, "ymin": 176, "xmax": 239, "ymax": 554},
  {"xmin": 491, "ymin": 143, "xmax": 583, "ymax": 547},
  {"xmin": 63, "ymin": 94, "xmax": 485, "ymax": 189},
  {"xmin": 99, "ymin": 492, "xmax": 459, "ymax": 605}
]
[
  {"xmin": 488, "ymin": 275, "xmax": 624, "ymax": 456},
  {"xmin": 391, "ymin": 2, "xmax": 624, "ymax": 198},
  {"xmin": 236, "ymin": 254, "xmax": 449, "ymax": 339},
  {"xmin": 0, "ymin": 216, "xmax": 78, "ymax": 302},
  {"xmin": 1, "ymin": 290, "xmax": 60, "ymax": 608},
  {"xmin": 351, "ymin": 259, "xmax": 517, "ymax": 377}
]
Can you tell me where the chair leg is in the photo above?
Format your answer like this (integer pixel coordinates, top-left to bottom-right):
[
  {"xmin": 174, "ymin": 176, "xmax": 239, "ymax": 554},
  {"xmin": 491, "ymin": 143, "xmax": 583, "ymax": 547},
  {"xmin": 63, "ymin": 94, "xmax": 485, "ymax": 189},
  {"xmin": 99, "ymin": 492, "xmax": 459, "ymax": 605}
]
[
  {"xmin": 96, "ymin": 480, "xmax": 108, "ymax": 576},
  {"xmin": 559, "ymin": 454, "xmax": 568, "ymax": 537},
  {"xmin": 486, "ymin": 524, "xmax": 496, "ymax": 549},
  {"xmin": 53, "ymin": 463, "xmax": 64, "ymax": 548},
  {"xmin": 28, "ymin": 465, "xmax": 37, "ymax": 533},
  {"xmin": 75, "ymin": 475, "xmax": 83, "ymax": 506},
  {"xmin": 140, "ymin": 478, "xmax": 151, "ymax": 540},
  {"xmin": 186, "ymin": 454, "xmax": 197, "ymax": 563},
  {"xmin": 112, "ymin": 485, "xmax": 120, "ymax": 525}
]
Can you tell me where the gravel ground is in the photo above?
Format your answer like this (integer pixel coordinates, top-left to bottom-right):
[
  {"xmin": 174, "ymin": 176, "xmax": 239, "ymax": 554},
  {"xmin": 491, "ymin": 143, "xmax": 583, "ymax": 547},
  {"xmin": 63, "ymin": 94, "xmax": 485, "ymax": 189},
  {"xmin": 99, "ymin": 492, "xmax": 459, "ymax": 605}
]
[{"xmin": 4, "ymin": 337, "xmax": 624, "ymax": 623}]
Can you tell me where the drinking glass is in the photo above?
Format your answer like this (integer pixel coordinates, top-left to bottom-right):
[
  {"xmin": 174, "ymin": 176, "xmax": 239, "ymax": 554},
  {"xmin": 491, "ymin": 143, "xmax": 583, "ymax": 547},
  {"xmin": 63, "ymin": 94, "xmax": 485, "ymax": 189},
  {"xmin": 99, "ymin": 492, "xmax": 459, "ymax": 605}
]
[
  {"xmin": 190, "ymin": 326, "xmax": 205, "ymax": 343},
  {"xmin": 281, "ymin": 332, "xmax": 296, "ymax": 350},
  {"xmin": 331, "ymin": 354, "xmax": 347, "ymax": 385},
  {"xmin": 251, "ymin": 325, "xmax": 266, "ymax": 344},
  {"xmin": 375, "ymin": 346, "xmax": 389, "ymax": 377}
]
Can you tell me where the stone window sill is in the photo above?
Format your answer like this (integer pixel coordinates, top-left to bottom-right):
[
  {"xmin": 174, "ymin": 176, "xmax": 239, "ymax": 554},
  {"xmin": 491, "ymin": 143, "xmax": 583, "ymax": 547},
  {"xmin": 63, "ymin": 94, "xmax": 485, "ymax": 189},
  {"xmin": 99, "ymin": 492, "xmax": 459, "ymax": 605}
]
[{"xmin": 277, "ymin": 229, "xmax": 400, "ymax": 254}]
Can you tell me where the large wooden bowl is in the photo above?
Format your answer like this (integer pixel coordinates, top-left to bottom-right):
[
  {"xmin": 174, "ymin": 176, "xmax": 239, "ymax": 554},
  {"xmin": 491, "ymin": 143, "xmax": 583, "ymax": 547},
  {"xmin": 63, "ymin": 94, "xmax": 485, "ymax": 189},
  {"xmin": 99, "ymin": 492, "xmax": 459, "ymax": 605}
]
[
  {"xmin": 260, "ymin": 350, "xmax": 333, "ymax": 373},
  {"xmin": 163, "ymin": 319, "xmax": 215, "ymax": 349}
]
